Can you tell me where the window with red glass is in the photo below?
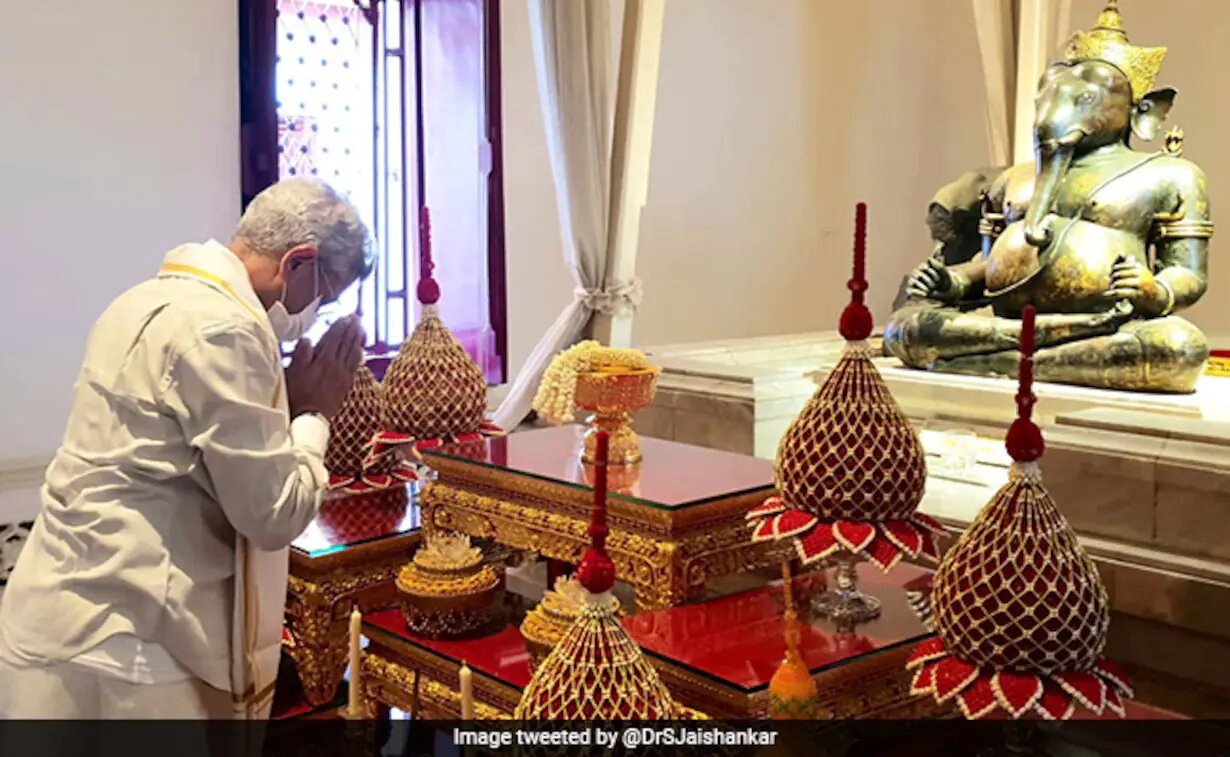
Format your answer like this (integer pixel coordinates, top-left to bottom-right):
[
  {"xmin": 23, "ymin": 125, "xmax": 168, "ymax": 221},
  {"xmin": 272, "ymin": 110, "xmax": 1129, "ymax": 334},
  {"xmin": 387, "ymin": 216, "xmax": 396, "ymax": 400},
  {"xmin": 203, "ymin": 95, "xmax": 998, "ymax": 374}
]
[{"xmin": 239, "ymin": 0, "xmax": 507, "ymax": 383}]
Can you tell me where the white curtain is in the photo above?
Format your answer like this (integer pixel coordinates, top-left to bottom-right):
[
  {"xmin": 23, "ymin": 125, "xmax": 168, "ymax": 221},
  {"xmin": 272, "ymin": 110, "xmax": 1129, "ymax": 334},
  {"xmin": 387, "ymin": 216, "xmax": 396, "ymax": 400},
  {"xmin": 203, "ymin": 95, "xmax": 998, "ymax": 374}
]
[
  {"xmin": 973, "ymin": 0, "xmax": 1073, "ymax": 166},
  {"xmin": 493, "ymin": 0, "xmax": 644, "ymax": 431}
]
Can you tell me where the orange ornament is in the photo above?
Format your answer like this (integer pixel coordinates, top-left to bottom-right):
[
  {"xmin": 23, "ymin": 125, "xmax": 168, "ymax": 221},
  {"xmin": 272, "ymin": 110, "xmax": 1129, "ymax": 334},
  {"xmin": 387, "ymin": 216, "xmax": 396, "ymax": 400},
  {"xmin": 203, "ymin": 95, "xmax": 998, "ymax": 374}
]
[{"xmin": 768, "ymin": 562, "xmax": 818, "ymax": 719}]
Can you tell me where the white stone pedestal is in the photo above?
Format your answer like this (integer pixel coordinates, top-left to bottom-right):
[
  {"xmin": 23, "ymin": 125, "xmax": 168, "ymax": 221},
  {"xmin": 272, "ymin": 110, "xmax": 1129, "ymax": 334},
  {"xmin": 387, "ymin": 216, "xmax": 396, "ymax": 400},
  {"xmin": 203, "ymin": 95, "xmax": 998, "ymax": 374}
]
[{"xmin": 642, "ymin": 331, "xmax": 1230, "ymax": 713}]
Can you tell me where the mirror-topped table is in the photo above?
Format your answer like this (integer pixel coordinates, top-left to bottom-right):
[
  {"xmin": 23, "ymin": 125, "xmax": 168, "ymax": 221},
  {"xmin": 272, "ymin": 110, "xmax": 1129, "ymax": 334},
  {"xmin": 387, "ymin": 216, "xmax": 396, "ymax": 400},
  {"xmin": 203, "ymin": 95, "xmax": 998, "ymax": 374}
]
[
  {"xmin": 418, "ymin": 425, "xmax": 790, "ymax": 610},
  {"xmin": 354, "ymin": 564, "xmax": 939, "ymax": 719},
  {"xmin": 624, "ymin": 562, "xmax": 941, "ymax": 718}
]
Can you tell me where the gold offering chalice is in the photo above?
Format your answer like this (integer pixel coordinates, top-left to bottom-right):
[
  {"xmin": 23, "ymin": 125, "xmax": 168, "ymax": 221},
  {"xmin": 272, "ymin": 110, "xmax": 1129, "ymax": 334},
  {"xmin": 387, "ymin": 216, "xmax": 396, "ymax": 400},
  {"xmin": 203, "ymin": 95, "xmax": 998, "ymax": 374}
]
[{"xmin": 574, "ymin": 366, "xmax": 660, "ymax": 465}]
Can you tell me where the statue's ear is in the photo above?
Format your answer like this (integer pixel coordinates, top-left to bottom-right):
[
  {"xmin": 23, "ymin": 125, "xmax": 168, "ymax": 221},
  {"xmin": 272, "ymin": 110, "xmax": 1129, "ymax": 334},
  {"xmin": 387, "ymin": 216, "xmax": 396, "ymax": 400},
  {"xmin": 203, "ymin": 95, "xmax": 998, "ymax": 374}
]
[{"xmin": 1132, "ymin": 87, "xmax": 1178, "ymax": 142}]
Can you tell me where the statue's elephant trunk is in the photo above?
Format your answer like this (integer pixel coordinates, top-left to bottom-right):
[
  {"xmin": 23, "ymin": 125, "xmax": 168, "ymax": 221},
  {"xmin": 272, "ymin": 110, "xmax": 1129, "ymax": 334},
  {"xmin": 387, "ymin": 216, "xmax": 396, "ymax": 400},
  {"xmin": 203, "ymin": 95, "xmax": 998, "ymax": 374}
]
[{"xmin": 1023, "ymin": 130, "xmax": 1081, "ymax": 248}]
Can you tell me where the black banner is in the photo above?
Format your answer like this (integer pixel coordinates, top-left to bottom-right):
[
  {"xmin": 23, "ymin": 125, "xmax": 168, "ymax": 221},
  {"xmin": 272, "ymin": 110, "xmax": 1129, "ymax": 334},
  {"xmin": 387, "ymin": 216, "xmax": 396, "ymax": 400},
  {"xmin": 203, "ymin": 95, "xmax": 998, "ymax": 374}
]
[{"xmin": 1, "ymin": 719, "xmax": 1229, "ymax": 757}]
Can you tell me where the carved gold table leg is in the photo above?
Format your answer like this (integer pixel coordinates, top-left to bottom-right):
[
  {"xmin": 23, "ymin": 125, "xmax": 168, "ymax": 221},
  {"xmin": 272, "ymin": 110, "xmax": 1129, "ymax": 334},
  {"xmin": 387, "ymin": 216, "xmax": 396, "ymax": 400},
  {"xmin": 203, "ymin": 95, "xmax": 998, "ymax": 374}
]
[
  {"xmin": 362, "ymin": 643, "xmax": 516, "ymax": 718},
  {"xmin": 284, "ymin": 553, "xmax": 413, "ymax": 707},
  {"xmin": 284, "ymin": 575, "xmax": 351, "ymax": 706}
]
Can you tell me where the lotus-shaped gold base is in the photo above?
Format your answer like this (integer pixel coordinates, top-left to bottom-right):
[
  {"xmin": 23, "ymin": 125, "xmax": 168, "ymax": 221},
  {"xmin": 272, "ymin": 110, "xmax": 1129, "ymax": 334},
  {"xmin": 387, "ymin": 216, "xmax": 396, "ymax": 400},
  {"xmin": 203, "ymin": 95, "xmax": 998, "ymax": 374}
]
[
  {"xmin": 521, "ymin": 577, "xmax": 623, "ymax": 674},
  {"xmin": 395, "ymin": 534, "xmax": 500, "ymax": 639},
  {"xmin": 574, "ymin": 366, "xmax": 660, "ymax": 466}
]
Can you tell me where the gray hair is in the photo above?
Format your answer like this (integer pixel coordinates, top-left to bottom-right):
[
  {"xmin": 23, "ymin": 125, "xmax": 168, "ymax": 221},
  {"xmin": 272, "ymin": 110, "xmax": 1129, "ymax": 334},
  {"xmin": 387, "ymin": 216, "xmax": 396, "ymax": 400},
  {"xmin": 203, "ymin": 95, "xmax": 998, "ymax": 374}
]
[{"xmin": 235, "ymin": 179, "xmax": 375, "ymax": 288}]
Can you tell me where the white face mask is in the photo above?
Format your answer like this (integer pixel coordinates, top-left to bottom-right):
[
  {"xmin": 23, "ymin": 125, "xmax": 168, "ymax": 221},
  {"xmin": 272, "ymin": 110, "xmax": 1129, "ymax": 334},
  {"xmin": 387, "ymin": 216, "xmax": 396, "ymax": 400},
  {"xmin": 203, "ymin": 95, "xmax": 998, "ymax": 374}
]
[
  {"xmin": 267, "ymin": 296, "xmax": 321, "ymax": 342},
  {"xmin": 266, "ymin": 259, "xmax": 322, "ymax": 342}
]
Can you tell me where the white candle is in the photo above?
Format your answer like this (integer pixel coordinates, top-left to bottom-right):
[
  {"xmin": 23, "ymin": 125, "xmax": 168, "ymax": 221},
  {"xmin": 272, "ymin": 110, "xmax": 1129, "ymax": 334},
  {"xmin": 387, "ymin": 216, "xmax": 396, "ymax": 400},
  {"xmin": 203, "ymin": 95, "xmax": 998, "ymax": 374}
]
[
  {"xmin": 348, "ymin": 606, "xmax": 362, "ymax": 716},
  {"xmin": 459, "ymin": 662, "xmax": 474, "ymax": 719}
]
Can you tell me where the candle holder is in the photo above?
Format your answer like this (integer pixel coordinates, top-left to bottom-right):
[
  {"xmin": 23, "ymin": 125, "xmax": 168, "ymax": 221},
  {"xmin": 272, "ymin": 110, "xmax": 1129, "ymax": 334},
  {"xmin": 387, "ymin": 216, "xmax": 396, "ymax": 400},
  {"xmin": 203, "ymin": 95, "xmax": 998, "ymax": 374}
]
[
  {"xmin": 574, "ymin": 367, "xmax": 660, "ymax": 465},
  {"xmin": 811, "ymin": 553, "xmax": 882, "ymax": 625}
]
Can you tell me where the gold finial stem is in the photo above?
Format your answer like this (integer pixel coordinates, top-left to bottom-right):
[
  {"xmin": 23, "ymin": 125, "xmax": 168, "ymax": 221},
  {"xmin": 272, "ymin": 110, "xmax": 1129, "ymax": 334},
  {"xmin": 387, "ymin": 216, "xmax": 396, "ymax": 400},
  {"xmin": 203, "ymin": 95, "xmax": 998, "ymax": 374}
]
[{"xmin": 781, "ymin": 562, "xmax": 801, "ymax": 653}]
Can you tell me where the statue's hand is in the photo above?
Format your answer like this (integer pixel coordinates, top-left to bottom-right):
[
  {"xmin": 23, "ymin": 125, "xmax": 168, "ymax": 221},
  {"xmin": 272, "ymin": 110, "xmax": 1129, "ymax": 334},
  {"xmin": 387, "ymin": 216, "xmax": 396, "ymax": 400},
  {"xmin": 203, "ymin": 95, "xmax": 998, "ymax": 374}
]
[
  {"xmin": 1106, "ymin": 257, "xmax": 1168, "ymax": 317},
  {"xmin": 907, "ymin": 258, "xmax": 960, "ymax": 303}
]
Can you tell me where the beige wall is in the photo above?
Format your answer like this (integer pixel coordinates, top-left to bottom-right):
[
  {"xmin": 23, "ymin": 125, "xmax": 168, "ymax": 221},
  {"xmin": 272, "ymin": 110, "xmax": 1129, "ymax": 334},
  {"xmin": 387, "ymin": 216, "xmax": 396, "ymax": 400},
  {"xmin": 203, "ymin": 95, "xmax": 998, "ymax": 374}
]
[
  {"xmin": 498, "ymin": 0, "xmax": 990, "ymax": 372},
  {"xmin": 500, "ymin": 0, "xmax": 1229, "ymax": 381},
  {"xmin": 637, "ymin": 0, "xmax": 990, "ymax": 346},
  {"xmin": 498, "ymin": 0, "xmax": 576, "ymax": 383},
  {"xmin": 0, "ymin": 0, "xmax": 240, "ymax": 471}
]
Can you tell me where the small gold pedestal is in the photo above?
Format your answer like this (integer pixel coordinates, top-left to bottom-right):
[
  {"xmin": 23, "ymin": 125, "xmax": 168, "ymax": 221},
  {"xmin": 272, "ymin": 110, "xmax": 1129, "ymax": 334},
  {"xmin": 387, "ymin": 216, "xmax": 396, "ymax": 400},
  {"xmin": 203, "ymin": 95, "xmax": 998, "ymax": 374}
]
[
  {"xmin": 395, "ymin": 535, "xmax": 501, "ymax": 640},
  {"xmin": 575, "ymin": 367, "xmax": 660, "ymax": 466}
]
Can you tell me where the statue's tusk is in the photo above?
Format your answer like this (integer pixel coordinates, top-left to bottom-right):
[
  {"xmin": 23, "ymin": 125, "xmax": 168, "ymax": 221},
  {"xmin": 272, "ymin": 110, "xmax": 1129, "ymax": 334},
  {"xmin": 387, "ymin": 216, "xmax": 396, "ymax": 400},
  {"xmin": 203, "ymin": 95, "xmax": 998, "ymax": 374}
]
[{"xmin": 1039, "ymin": 129, "xmax": 1085, "ymax": 153}]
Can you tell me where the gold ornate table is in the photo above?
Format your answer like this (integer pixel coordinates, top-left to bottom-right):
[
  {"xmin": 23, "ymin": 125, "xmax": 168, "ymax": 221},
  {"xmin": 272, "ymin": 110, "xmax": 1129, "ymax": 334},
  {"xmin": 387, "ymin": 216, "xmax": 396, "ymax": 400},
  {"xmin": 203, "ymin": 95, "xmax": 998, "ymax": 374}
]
[
  {"xmin": 284, "ymin": 485, "xmax": 421, "ymax": 706},
  {"xmin": 360, "ymin": 607, "xmax": 527, "ymax": 719},
  {"xmin": 354, "ymin": 565, "xmax": 942, "ymax": 720},
  {"xmin": 419, "ymin": 426, "xmax": 789, "ymax": 610}
]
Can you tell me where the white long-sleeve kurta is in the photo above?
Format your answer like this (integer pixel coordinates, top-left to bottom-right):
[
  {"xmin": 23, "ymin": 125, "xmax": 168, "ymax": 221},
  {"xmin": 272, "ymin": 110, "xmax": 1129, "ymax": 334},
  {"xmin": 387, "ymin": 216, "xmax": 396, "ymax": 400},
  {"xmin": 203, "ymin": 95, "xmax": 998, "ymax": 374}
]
[{"xmin": 0, "ymin": 240, "xmax": 327, "ymax": 708}]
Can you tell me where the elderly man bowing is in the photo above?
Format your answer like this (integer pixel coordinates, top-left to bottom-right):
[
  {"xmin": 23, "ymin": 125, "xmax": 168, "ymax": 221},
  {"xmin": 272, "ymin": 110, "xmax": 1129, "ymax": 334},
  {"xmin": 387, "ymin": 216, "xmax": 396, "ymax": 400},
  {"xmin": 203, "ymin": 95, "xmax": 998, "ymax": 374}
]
[{"xmin": 0, "ymin": 179, "xmax": 371, "ymax": 718}]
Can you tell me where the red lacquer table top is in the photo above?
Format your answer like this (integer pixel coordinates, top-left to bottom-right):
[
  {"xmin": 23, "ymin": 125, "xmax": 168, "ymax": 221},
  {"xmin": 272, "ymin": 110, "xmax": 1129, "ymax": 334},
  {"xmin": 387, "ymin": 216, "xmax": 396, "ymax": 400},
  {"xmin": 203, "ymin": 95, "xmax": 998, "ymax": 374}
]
[
  {"xmin": 363, "ymin": 608, "xmax": 532, "ymax": 689},
  {"xmin": 358, "ymin": 575, "xmax": 1192, "ymax": 721},
  {"xmin": 624, "ymin": 562, "xmax": 933, "ymax": 693},
  {"xmin": 362, "ymin": 565, "xmax": 931, "ymax": 697},
  {"xmin": 423, "ymin": 425, "xmax": 774, "ymax": 510},
  {"xmin": 291, "ymin": 484, "xmax": 421, "ymax": 559}
]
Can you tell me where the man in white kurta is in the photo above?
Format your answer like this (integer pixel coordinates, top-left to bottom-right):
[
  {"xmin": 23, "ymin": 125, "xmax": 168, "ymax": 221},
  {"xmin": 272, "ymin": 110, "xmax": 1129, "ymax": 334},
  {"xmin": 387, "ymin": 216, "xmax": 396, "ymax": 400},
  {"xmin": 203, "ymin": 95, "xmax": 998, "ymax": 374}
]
[{"xmin": 0, "ymin": 179, "xmax": 370, "ymax": 718}]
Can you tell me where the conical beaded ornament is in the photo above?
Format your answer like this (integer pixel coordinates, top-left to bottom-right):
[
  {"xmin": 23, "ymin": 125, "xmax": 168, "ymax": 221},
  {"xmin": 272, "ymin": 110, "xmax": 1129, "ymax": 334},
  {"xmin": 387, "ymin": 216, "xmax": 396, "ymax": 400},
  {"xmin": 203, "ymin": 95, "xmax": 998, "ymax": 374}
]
[
  {"xmin": 514, "ymin": 432, "xmax": 689, "ymax": 720},
  {"xmin": 906, "ymin": 307, "xmax": 1133, "ymax": 720},
  {"xmin": 380, "ymin": 309, "xmax": 488, "ymax": 440},
  {"xmin": 748, "ymin": 204, "xmax": 943, "ymax": 571},
  {"xmin": 326, "ymin": 365, "xmax": 416, "ymax": 493},
  {"xmin": 366, "ymin": 208, "xmax": 501, "ymax": 467}
]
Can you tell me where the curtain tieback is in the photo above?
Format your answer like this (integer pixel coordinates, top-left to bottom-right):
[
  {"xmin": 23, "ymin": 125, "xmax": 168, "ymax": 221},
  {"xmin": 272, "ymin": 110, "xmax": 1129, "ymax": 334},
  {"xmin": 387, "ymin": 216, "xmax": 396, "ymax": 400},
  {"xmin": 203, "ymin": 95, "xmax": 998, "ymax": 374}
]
[{"xmin": 575, "ymin": 278, "xmax": 643, "ymax": 316}]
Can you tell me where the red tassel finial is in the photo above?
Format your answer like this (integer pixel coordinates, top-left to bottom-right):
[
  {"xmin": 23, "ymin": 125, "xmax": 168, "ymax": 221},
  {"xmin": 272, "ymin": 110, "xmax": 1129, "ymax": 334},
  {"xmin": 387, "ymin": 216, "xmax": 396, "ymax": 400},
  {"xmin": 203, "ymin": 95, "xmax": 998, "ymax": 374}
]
[
  {"xmin": 416, "ymin": 206, "xmax": 441, "ymax": 305},
  {"xmin": 576, "ymin": 431, "xmax": 615, "ymax": 594},
  {"xmin": 839, "ymin": 202, "xmax": 873, "ymax": 341},
  {"xmin": 1006, "ymin": 306, "xmax": 1045, "ymax": 462}
]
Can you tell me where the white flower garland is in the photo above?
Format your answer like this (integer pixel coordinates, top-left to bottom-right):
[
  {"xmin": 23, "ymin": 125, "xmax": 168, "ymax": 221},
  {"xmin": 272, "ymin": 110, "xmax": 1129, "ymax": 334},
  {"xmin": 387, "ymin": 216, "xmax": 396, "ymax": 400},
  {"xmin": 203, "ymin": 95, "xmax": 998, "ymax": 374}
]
[{"xmin": 532, "ymin": 341, "xmax": 649, "ymax": 424}]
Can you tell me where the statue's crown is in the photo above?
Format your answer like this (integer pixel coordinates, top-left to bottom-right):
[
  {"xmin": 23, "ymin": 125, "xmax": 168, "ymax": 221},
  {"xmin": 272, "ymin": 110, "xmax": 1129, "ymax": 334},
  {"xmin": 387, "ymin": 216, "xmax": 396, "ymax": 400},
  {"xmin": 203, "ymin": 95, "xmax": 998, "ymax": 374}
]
[{"xmin": 1063, "ymin": 0, "xmax": 1166, "ymax": 101}]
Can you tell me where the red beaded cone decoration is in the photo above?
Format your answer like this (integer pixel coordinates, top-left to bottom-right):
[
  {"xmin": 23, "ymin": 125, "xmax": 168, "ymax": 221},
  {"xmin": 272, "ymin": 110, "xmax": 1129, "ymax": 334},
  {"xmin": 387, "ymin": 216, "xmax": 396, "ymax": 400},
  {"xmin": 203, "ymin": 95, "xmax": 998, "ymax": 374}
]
[
  {"xmin": 366, "ymin": 208, "xmax": 502, "ymax": 467},
  {"xmin": 748, "ymin": 203, "xmax": 943, "ymax": 571},
  {"xmin": 514, "ymin": 432, "xmax": 688, "ymax": 720},
  {"xmin": 326, "ymin": 365, "xmax": 417, "ymax": 493},
  {"xmin": 906, "ymin": 307, "xmax": 1132, "ymax": 720}
]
